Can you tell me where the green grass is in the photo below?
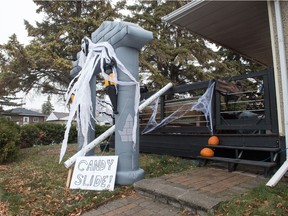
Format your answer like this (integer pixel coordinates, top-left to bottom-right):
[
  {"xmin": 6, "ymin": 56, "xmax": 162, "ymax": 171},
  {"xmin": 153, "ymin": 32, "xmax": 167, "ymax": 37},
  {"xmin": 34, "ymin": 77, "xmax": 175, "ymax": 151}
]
[
  {"xmin": 213, "ymin": 179, "xmax": 288, "ymax": 216},
  {"xmin": 0, "ymin": 144, "xmax": 197, "ymax": 215},
  {"xmin": 140, "ymin": 153, "xmax": 197, "ymax": 178},
  {"xmin": 2, "ymin": 144, "xmax": 288, "ymax": 216}
]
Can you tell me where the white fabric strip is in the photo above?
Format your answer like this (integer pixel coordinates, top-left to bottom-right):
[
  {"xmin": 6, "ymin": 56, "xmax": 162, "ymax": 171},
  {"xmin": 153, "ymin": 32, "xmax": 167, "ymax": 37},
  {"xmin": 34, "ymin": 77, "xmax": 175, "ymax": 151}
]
[{"xmin": 60, "ymin": 37, "xmax": 139, "ymax": 163}]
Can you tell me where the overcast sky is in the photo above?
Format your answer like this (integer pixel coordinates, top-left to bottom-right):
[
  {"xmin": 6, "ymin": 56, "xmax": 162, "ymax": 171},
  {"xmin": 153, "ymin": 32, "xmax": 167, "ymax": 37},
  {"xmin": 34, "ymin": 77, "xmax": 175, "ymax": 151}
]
[
  {"xmin": 0, "ymin": 0, "xmax": 43, "ymax": 45},
  {"xmin": 0, "ymin": 0, "xmax": 68, "ymax": 112}
]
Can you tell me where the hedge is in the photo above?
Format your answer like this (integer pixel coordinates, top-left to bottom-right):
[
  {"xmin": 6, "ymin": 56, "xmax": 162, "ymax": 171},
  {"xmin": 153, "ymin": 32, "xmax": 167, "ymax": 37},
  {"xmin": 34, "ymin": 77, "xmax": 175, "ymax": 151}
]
[
  {"xmin": 19, "ymin": 123, "xmax": 78, "ymax": 147},
  {"xmin": 18, "ymin": 123, "xmax": 109, "ymax": 148},
  {"xmin": 0, "ymin": 118, "xmax": 20, "ymax": 163},
  {"xmin": 0, "ymin": 120, "xmax": 111, "ymax": 163}
]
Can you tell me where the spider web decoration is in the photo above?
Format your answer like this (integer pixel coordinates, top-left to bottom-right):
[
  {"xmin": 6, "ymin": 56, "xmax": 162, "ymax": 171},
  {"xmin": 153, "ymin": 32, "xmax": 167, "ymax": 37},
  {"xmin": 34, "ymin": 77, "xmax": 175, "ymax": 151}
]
[{"xmin": 142, "ymin": 81, "xmax": 215, "ymax": 135}]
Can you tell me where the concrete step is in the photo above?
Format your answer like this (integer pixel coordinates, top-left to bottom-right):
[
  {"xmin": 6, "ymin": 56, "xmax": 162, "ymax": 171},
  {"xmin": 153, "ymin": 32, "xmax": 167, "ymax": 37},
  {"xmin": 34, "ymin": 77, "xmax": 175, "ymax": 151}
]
[
  {"xmin": 134, "ymin": 167, "xmax": 264, "ymax": 215},
  {"xmin": 134, "ymin": 177, "xmax": 215, "ymax": 216}
]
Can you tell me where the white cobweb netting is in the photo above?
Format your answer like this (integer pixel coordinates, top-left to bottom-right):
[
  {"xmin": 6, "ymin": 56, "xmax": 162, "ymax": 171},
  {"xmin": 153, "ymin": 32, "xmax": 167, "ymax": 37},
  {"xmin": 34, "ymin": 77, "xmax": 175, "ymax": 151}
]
[{"xmin": 142, "ymin": 81, "xmax": 215, "ymax": 135}]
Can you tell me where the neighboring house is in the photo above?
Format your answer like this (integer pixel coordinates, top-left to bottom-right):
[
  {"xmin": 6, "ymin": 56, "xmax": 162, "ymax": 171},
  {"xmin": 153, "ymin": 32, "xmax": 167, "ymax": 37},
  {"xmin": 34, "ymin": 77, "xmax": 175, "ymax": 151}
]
[
  {"xmin": 46, "ymin": 112, "xmax": 70, "ymax": 124},
  {"xmin": 46, "ymin": 111, "xmax": 112, "ymax": 126},
  {"xmin": 96, "ymin": 114, "xmax": 113, "ymax": 126},
  {"xmin": 2, "ymin": 108, "xmax": 46, "ymax": 126}
]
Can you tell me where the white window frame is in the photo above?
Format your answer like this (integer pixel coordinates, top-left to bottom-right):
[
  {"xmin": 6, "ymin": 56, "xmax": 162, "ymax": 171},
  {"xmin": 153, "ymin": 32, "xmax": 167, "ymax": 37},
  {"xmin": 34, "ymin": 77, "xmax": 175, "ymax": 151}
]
[
  {"xmin": 23, "ymin": 116, "xmax": 29, "ymax": 125},
  {"xmin": 33, "ymin": 117, "xmax": 39, "ymax": 123}
]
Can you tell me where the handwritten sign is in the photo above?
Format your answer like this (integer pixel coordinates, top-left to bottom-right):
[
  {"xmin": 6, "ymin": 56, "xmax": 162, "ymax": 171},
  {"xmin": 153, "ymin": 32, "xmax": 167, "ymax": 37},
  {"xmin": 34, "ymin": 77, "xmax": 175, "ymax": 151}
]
[{"xmin": 70, "ymin": 156, "xmax": 118, "ymax": 191}]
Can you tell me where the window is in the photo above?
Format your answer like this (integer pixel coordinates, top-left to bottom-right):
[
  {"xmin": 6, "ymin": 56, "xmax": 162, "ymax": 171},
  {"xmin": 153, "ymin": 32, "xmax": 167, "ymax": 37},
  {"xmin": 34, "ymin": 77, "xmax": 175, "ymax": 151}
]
[
  {"xmin": 33, "ymin": 117, "xmax": 39, "ymax": 123},
  {"xmin": 23, "ymin": 117, "xmax": 29, "ymax": 125}
]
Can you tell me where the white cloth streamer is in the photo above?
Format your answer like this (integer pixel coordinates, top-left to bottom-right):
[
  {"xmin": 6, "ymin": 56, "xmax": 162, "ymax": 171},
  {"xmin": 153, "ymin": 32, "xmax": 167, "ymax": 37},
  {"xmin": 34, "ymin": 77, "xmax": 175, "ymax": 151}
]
[{"xmin": 59, "ymin": 37, "xmax": 139, "ymax": 163}]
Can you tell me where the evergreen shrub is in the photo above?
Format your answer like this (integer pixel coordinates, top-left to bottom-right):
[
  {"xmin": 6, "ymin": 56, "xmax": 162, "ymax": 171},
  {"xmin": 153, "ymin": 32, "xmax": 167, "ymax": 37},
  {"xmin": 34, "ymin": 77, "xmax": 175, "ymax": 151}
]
[
  {"xmin": 34, "ymin": 123, "xmax": 65, "ymax": 145},
  {"xmin": 68, "ymin": 124, "xmax": 77, "ymax": 144},
  {"xmin": 0, "ymin": 118, "xmax": 20, "ymax": 163},
  {"xmin": 17, "ymin": 122, "xmax": 106, "ymax": 149},
  {"xmin": 95, "ymin": 125, "xmax": 110, "ymax": 137},
  {"xmin": 19, "ymin": 124, "xmax": 41, "ymax": 148},
  {"xmin": 18, "ymin": 123, "xmax": 77, "ymax": 147}
]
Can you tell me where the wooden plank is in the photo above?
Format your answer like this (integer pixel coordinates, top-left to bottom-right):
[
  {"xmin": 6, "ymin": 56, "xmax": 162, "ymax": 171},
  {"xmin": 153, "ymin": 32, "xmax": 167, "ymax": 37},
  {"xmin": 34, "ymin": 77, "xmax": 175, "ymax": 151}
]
[
  {"xmin": 205, "ymin": 145, "xmax": 280, "ymax": 152},
  {"xmin": 197, "ymin": 156, "xmax": 277, "ymax": 167},
  {"xmin": 66, "ymin": 168, "xmax": 73, "ymax": 189}
]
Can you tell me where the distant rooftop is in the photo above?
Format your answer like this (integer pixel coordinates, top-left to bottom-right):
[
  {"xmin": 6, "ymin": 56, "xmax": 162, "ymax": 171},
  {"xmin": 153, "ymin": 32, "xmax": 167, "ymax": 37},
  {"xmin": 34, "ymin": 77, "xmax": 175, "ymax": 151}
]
[
  {"xmin": 4, "ymin": 108, "xmax": 47, "ymax": 117},
  {"xmin": 46, "ymin": 112, "xmax": 70, "ymax": 121},
  {"xmin": 53, "ymin": 112, "xmax": 69, "ymax": 119}
]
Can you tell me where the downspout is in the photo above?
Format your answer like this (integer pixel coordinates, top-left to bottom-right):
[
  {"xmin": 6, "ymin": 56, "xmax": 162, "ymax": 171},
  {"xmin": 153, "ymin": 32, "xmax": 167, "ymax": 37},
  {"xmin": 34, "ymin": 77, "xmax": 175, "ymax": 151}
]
[{"xmin": 266, "ymin": 0, "xmax": 288, "ymax": 187}]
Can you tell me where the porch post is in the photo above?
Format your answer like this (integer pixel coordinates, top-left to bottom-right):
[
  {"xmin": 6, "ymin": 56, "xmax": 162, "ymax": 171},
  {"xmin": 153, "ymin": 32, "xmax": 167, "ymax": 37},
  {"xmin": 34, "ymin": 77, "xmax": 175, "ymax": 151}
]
[{"xmin": 266, "ymin": 0, "xmax": 288, "ymax": 186}]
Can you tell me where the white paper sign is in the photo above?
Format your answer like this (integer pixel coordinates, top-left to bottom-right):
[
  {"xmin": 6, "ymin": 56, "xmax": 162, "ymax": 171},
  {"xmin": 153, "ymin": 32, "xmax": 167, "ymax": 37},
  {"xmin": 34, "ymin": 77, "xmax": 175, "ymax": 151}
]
[{"xmin": 70, "ymin": 156, "xmax": 118, "ymax": 191}]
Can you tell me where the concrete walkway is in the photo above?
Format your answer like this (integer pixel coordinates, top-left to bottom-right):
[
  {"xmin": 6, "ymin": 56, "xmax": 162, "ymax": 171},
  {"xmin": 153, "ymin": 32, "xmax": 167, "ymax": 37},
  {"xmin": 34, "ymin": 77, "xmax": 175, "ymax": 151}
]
[{"xmin": 82, "ymin": 166, "xmax": 266, "ymax": 216}]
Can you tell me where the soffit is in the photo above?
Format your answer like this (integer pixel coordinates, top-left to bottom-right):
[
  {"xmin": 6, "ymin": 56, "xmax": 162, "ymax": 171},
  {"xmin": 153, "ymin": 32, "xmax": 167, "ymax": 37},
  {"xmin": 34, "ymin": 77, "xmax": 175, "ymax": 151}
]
[{"xmin": 163, "ymin": 1, "xmax": 272, "ymax": 66}]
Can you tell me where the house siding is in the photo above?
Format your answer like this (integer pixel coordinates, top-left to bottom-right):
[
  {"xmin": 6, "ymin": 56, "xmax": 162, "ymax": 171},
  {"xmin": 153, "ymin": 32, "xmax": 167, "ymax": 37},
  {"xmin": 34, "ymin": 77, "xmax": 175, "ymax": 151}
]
[
  {"xmin": 2, "ymin": 108, "xmax": 46, "ymax": 126},
  {"xmin": 9, "ymin": 115, "xmax": 45, "ymax": 126}
]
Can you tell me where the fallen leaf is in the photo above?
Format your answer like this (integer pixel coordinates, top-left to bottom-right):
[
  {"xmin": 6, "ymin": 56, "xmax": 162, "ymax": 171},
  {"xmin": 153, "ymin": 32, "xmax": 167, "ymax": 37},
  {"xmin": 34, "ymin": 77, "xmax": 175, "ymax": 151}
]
[
  {"xmin": 181, "ymin": 208, "xmax": 191, "ymax": 215},
  {"xmin": 0, "ymin": 166, "xmax": 8, "ymax": 171},
  {"xmin": 0, "ymin": 201, "xmax": 9, "ymax": 216}
]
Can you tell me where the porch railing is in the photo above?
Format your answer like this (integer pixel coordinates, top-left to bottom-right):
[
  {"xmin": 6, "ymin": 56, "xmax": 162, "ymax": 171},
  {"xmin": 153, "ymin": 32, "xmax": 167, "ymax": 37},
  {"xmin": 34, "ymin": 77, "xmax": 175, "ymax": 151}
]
[{"xmin": 140, "ymin": 68, "xmax": 278, "ymax": 135}]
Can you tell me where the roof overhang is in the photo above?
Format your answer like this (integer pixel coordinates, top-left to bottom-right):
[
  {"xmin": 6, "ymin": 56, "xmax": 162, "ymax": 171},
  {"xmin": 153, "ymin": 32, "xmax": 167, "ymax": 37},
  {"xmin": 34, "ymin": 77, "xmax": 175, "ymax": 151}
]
[{"xmin": 163, "ymin": 0, "xmax": 272, "ymax": 66}]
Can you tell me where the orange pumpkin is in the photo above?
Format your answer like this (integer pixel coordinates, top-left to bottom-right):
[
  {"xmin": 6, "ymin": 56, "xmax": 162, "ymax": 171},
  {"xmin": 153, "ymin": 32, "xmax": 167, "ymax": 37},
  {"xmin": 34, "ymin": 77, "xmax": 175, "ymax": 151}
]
[
  {"xmin": 200, "ymin": 148, "xmax": 214, "ymax": 157},
  {"xmin": 208, "ymin": 135, "xmax": 220, "ymax": 146}
]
